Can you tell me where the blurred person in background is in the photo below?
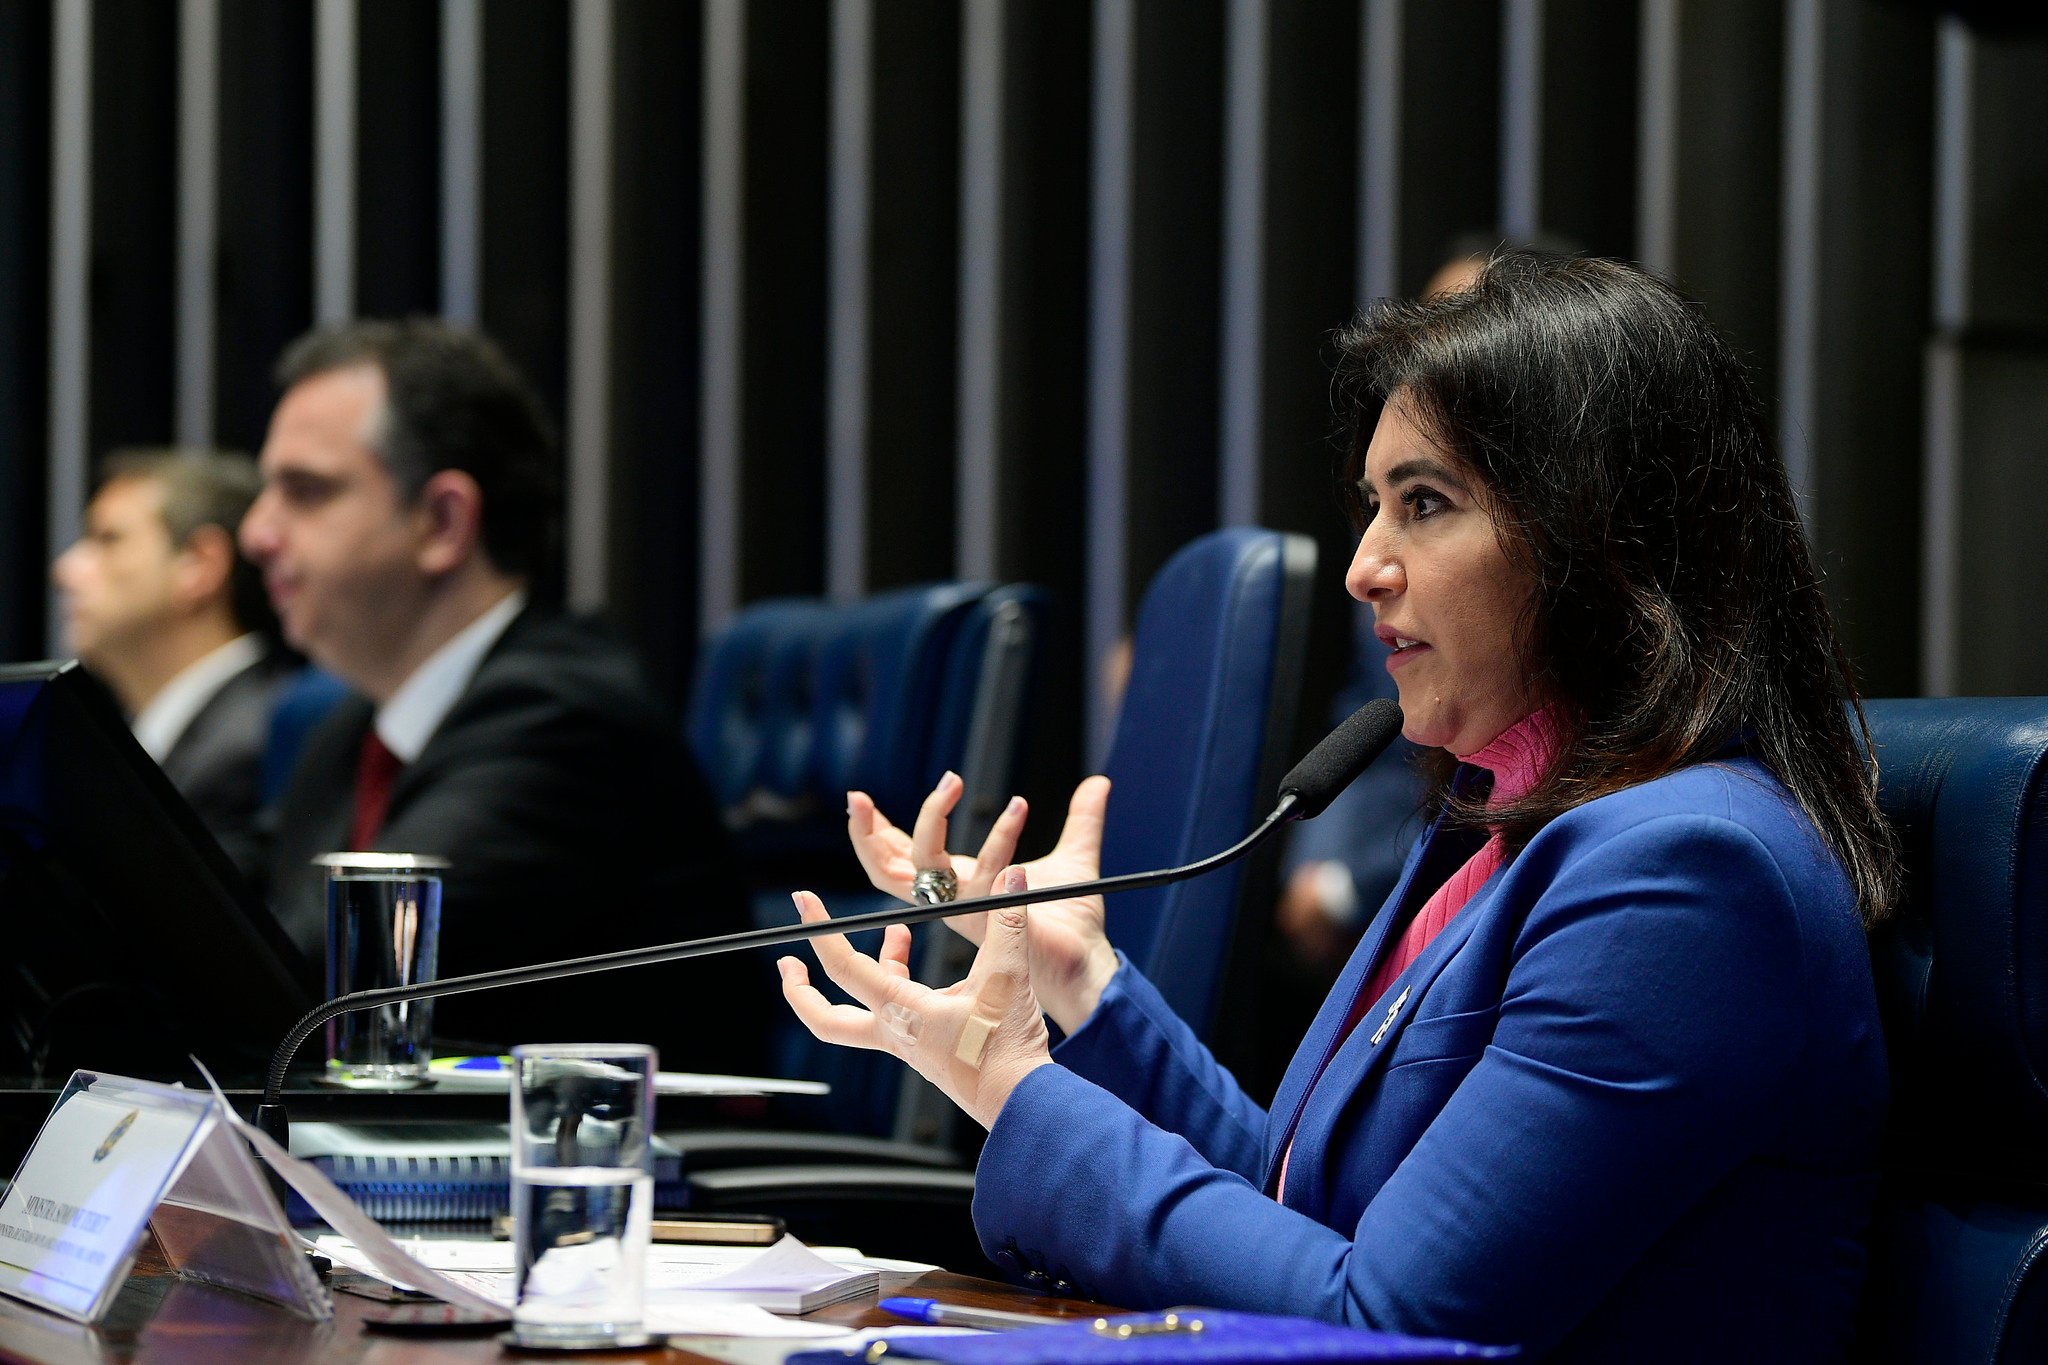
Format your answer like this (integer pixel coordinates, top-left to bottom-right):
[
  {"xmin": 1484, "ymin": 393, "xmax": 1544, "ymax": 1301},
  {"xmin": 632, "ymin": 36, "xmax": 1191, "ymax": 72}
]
[
  {"xmin": 242, "ymin": 318, "xmax": 764, "ymax": 1069},
  {"xmin": 51, "ymin": 448, "xmax": 288, "ymax": 881}
]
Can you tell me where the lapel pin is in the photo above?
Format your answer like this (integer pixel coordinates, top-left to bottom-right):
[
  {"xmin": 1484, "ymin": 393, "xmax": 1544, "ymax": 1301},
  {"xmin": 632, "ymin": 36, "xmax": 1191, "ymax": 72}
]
[{"xmin": 1369, "ymin": 985, "xmax": 1410, "ymax": 1047}]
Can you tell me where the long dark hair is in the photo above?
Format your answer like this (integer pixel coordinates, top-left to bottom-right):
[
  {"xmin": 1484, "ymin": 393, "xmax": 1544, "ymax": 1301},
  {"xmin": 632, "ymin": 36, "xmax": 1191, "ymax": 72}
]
[{"xmin": 1335, "ymin": 252, "xmax": 1899, "ymax": 925}]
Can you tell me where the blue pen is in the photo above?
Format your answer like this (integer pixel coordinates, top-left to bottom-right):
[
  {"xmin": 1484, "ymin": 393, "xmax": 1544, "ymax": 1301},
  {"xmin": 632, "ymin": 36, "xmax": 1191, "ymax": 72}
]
[{"xmin": 879, "ymin": 1297, "xmax": 1056, "ymax": 1331}]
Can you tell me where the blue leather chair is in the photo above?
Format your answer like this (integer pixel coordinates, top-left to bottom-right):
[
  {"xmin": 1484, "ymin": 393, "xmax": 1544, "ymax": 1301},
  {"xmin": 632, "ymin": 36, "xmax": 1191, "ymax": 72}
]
[
  {"xmin": 1098, "ymin": 526, "xmax": 1318, "ymax": 1034},
  {"xmin": 682, "ymin": 582, "xmax": 1046, "ymax": 1138},
  {"xmin": 261, "ymin": 667, "xmax": 351, "ymax": 804},
  {"xmin": 1855, "ymin": 698, "xmax": 2048, "ymax": 1363},
  {"xmin": 810, "ymin": 583, "xmax": 999, "ymax": 822},
  {"xmin": 686, "ymin": 598, "xmax": 832, "ymax": 819},
  {"xmin": 927, "ymin": 584, "xmax": 1048, "ymax": 853},
  {"xmin": 683, "ymin": 528, "xmax": 1317, "ymax": 1269},
  {"xmin": 687, "ymin": 584, "xmax": 994, "ymax": 891}
]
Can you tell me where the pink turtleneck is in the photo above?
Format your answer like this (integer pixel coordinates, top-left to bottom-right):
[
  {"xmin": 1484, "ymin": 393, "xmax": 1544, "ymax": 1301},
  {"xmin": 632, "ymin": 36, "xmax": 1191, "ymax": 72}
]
[
  {"xmin": 1352, "ymin": 706, "xmax": 1562, "ymax": 1008},
  {"xmin": 1274, "ymin": 707, "xmax": 1560, "ymax": 1202}
]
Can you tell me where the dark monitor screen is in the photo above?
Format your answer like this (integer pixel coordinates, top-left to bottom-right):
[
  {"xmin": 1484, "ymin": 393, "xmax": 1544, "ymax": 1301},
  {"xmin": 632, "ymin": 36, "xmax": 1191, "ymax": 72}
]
[{"xmin": 0, "ymin": 660, "xmax": 311, "ymax": 1082}]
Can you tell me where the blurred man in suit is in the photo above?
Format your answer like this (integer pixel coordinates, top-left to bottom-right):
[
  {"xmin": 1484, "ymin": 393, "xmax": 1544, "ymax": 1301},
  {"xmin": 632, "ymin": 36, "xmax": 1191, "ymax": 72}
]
[
  {"xmin": 240, "ymin": 318, "xmax": 763, "ymax": 1069},
  {"xmin": 52, "ymin": 449, "xmax": 289, "ymax": 881}
]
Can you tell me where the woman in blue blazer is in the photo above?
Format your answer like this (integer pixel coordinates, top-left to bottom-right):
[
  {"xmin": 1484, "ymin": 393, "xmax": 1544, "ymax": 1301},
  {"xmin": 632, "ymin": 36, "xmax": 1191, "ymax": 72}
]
[{"xmin": 780, "ymin": 254, "xmax": 1896, "ymax": 1361}]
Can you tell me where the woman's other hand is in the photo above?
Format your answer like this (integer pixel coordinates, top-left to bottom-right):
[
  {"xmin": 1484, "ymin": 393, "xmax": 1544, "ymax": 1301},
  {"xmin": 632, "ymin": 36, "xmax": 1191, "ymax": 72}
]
[
  {"xmin": 778, "ymin": 868, "xmax": 1053, "ymax": 1130},
  {"xmin": 846, "ymin": 770, "xmax": 1028, "ymax": 904},
  {"xmin": 848, "ymin": 775, "xmax": 1121, "ymax": 1033}
]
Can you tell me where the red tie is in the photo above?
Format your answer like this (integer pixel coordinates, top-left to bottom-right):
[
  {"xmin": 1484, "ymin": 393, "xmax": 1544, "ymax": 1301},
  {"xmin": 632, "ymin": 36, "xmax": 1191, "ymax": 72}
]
[{"xmin": 350, "ymin": 730, "xmax": 403, "ymax": 850}]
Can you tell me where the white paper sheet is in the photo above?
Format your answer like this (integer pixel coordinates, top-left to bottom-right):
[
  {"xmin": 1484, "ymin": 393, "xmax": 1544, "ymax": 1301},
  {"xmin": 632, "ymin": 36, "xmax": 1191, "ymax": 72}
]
[
  {"xmin": 677, "ymin": 1235, "xmax": 874, "ymax": 1292},
  {"xmin": 644, "ymin": 1304, "xmax": 849, "ymax": 1338},
  {"xmin": 808, "ymin": 1247, "xmax": 942, "ymax": 1292},
  {"xmin": 312, "ymin": 1233, "xmax": 880, "ymax": 1319},
  {"xmin": 313, "ymin": 1232, "xmax": 869, "ymax": 1289}
]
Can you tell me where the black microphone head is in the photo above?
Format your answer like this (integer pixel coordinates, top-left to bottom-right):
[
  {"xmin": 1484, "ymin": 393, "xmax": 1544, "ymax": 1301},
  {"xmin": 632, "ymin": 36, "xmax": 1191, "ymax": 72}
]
[{"xmin": 1277, "ymin": 698, "xmax": 1404, "ymax": 819}]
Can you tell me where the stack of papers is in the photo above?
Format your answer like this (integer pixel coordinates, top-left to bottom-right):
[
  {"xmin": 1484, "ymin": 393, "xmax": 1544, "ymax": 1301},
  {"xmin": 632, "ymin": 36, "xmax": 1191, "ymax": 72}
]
[
  {"xmin": 201, "ymin": 1088, "xmax": 937, "ymax": 1342},
  {"xmin": 315, "ymin": 1232, "xmax": 890, "ymax": 1316},
  {"xmin": 198, "ymin": 1072, "xmax": 938, "ymax": 1344}
]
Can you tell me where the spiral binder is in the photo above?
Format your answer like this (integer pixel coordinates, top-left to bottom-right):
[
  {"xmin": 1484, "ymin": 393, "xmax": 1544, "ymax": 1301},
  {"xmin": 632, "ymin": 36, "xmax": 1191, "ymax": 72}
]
[{"xmin": 282, "ymin": 1122, "xmax": 685, "ymax": 1223}]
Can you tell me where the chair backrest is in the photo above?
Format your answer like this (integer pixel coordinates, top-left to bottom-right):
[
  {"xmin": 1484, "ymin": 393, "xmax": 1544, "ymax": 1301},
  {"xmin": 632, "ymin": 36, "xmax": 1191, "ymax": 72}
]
[
  {"xmin": 1857, "ymin": 697, "xmax": 2048, "ymax": 1364},
  {"xmin": 261, "ymin": 667, "xmax": 352, "ymax": 804},
  {"xmin": 928, "ymin": 584, "xmax": 1047, "ymax": 851},
  {"xmin": 809, "ymin": 582, "xmax": 993, "ymax": 819},
  {"xmin": 1098, "ymin": 527, "xmax": 1317, "ymax": 1036},
  {"xmin": 687, "ymin": 582, "xmax": 1047, "ymax": 1137},
  {"xmin": 687, "ymin": 598, "xmax": 834, "ymax": 818}
]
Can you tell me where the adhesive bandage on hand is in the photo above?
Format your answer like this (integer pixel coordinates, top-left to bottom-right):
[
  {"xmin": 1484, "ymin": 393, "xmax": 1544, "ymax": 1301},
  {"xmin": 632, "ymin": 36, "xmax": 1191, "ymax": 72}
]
[{"xmin": 954, "ymin": 970, "xmax": 1018, "ymax": 1069}]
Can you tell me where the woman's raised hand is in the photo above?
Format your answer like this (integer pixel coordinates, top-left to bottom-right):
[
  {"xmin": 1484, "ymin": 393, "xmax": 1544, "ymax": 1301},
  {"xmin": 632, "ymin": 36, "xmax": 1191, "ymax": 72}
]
[
  {"xmin": 778, "ymin": 868, "xmax": 1054, "ymax": 1131},
  {"xmin": 846, "ymin": 771, "xmax": 1028, "ymax": 905},
  {"xmin": 847, "ymin": 775, "xmax": 1120, "ymax": 1033}
]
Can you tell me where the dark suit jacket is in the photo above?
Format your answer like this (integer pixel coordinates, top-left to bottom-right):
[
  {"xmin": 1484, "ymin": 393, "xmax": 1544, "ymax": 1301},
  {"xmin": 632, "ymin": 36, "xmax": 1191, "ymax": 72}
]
[
  {"xmin": 268, "ymin": 609, "xmax": 767, "ymax": 1073},
  {"xmin": 158, "ymin": 647, "xmax": 292, "ymax": 886}
]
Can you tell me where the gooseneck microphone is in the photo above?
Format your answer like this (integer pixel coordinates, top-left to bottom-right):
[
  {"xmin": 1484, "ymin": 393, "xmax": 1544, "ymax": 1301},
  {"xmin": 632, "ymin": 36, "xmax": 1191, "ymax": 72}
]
[{"xmin": 253, "ymin": 699, "xmax": 1403, "ymax": 1145}]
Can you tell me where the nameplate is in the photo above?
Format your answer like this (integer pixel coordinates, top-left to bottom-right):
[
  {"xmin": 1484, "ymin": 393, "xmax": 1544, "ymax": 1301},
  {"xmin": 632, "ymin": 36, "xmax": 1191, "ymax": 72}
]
[{"xmin": 0, "ymin": 1071, "xmax": 329, "ymax": 1325}]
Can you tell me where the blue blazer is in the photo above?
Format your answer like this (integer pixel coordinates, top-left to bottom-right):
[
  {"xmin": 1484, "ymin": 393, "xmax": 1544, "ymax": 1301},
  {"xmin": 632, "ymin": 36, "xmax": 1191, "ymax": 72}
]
[{"xmin": 972, "ymin": 757, "xmax": 1887, "ymax": 1362}]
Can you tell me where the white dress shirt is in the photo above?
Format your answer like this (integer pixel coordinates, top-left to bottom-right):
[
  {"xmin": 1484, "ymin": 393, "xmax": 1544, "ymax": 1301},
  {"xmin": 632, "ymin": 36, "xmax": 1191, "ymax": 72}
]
[
  {"xmin": 374, "ymin": 589, "xmax": 528, "ymax": 763},
  {"xmin": 130, "ymin": 632, "xmax": 268, "ymax": 762}
]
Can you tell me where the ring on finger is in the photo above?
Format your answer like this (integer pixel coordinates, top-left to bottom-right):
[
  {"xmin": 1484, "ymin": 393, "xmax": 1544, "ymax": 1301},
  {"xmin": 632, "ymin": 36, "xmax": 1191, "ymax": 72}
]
[{"xmin": 911, "ymin": 867, "xmax": 959, "ymax": 905}]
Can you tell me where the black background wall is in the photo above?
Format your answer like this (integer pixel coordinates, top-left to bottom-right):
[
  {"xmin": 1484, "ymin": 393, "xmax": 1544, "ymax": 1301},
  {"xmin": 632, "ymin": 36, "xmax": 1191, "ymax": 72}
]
[{"xmin": 6, "ymin": 0, "xmax": 2047, "ymax": 796}]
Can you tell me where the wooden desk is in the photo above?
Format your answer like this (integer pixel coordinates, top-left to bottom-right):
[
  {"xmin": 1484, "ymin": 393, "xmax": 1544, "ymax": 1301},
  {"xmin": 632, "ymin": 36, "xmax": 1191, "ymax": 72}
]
[{"xmin": 0, "ymin": 1232, "xmax": 1108, "ymax": 1364}]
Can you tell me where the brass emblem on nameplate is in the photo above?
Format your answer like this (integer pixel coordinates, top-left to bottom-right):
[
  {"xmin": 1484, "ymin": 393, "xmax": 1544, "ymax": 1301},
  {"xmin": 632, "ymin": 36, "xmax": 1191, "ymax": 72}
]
[{"xmin": 91, "ymin": 1109, "xmax": 138, "ymax": 1163}]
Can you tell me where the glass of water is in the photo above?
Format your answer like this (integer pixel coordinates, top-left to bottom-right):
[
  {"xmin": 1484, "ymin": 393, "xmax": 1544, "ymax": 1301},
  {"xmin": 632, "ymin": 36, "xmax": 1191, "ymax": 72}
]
[
  {"xmin": 509, "ymin": 1043, "xmax": 657, "ymax": 1349},
  {"xmin": 316, "ymin": 852, "xmax": 447, "ymax": 1088}
]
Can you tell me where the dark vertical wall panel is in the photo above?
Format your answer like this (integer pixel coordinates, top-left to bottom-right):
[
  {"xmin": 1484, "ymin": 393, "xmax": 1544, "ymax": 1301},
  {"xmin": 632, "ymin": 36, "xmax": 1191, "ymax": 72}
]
[
  {"xmin": 6, "ymin": 0, "xmax": 2048, "ymax": 782},
  {"xmin": 609, "ymin": 0, "xmax": 705, "ymax": 704},
  {"xmin": 1928, "ymin": 340, "xmax": 2048, "ymax": 694},
  {"xmin": 1531, "ymin": 0, "xmax": 1637, "ymax": 258},
  {"xmin": 1360, "ymin": 0, "xmax": 1501, "ymax": 302},
  {"xmin": 480, "ymin": 0, "xmax": 571, "ymax": 431},
  {"xmin": 1229, "ymin": 0, "xmax": 1361, "ymax": 772},
  {"xmin": 1394, "ymin": 0, "xmax": 1501, "ymax": 297},
  {"xmin": 1924, "ymin": 18, "xmax": 2048, "ymax": 695},
  {"xmin": 1782, "ymin": 0, "xmax": 1934, "ymax": 698},
  {"xmin": 857, "ymin": 0, "xmax": 962, "ymax": 590},
  {"xmin": 1644, "ymin": 0, "xmax": 1783, "ymax": 393},
  {"xmin": 1123, "ymin": 0, "xmax": 1226, "ymax": 611},
  {"xmin": 962, "ymin": 0, "xmax": 1093, "ymax": 841},
  {"xmin": 984, "ymin": 1, "xmax": 1092, "ymax": 591},
  {"xmin": 0, "ymin": 0, "xmax": 51, "ymax": 659},
  {"xmin": 214, "ymin": 0, "xmax": 314, "ymax": 453},
  {"xmin": 87, "ymin": 0, "xmax": 179, "ymax": 459},
  {"xmin": 1245, "ymin": 0, "xmax": 1359, "ymax": 535},
  {"xmin": 1947, "ymin": 24, "xmax": 2048, "ymax": 332},
  {"xmin": 353, "ymin": 0, "xmax": 440, "ymax": 318},
  {"xmin": 738, "ymin": 1, "xmax": 830, "ymax": 603}
]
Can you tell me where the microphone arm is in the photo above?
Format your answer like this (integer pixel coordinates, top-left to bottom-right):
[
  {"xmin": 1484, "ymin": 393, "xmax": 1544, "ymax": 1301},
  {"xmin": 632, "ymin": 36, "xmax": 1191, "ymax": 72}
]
[
  {"xmin": 253, "ymin": 794, "xmax": 1300, "ymax": 1143},
  {"xmin": 251, "ymin": 696, "xmax": 1404, "ymax": 1146}
]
